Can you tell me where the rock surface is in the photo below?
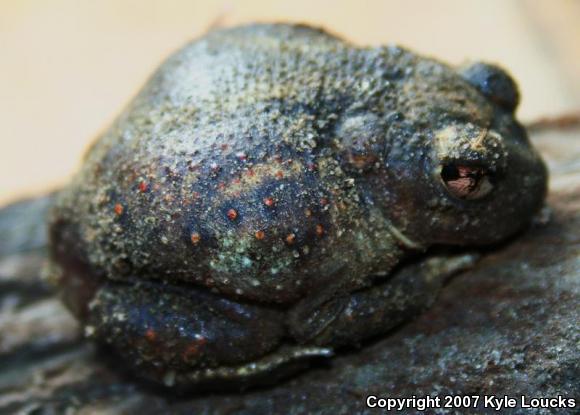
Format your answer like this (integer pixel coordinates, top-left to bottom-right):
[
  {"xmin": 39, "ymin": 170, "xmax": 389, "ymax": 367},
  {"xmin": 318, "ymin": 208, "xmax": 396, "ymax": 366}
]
[{"xmin": 0, "ymin": 123, "xmax": 578, "ymax": 414}]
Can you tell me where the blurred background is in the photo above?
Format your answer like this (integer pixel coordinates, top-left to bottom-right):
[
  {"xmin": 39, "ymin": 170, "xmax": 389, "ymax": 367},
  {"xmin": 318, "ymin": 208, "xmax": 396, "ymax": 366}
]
[{"xmin": 1, "ymin": 0, "xmax": 579, "ymax": 204}]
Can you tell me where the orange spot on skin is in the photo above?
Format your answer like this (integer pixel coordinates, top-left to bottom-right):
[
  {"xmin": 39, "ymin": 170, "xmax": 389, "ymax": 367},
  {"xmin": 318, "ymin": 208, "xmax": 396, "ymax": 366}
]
[
  {"xmin": 182, "ymin": 336, "xmax": 208, "ymax": 360},
  {"xmin": 227, "ymin": 209, "xmax": 238, "ymax": 221},
  {"xmin": 246, "ymin": 168, "xmax": 255, "ymax": 177},
  {"xmin": 275, "ymin": 170, "xmax": 284, "ymax": 179},
  {"xmin": 232, "ymin": 178, "xmax": 241, "ymax": 185},
  {"xmin": 286, "ymin": 233, "xmax": 296, "ymax": 245},
  {"xmin": 138, "ymin": 181, "xmax": 148, "ymax": 193},
  {"xmin": 190, "ymin": 232, "xmax": 201, "ymax": 245},
  {"xmin": 316, "ymin": 224, "xmax": 324, "ymax": 237},
  {"xmin": 218, "ymin": 182, "xmax": 226, "ymax": 190},
  {"xmin": 255, "ymin": 230, "xmax": 265, "ymax": 240},
  {"xmin": 114, "ymin": 203, "xmax": 124, "ymax": 216},
  {"xmin": 145, "ymin": 328, "xmax": 156, "ymax": 342},
  {"xmin": 263, "ymin": 197, "xmax": 275, "ymax": 207}
]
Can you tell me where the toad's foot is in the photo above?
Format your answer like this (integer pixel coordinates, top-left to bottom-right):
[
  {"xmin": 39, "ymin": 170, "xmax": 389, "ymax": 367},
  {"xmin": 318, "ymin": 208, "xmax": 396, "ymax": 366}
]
[
  {"xmin": 163, "ymin": 345, "xmax": 332, "ymax": 389},
  {"xmin": 288, "ymin": 253, "xmax": 479, "ymax": 347},
  {"xmin": 84, "ymin": 279, "xmax": 332, "ymax": 388}
]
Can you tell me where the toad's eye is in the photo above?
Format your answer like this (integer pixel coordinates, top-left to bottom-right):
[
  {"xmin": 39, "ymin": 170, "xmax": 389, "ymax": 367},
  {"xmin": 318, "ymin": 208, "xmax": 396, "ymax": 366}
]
[
  {"xmin": 440, "ymin": 163, "xmax": 494, "ymax": 200},
  {"xmin": 459, "ymin": 62, "xmax": 519, "ymax": 112}
]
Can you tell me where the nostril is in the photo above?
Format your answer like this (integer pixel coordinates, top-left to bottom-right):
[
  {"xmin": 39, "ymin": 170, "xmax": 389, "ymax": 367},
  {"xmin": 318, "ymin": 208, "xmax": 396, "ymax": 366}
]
[{"xmin": 440, "ymin": 163, "xmax": 495, "ymax": 200}]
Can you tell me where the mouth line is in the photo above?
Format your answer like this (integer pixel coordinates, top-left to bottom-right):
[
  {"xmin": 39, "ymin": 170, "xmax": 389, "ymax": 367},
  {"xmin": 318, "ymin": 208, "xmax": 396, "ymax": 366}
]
[{"xmin": 385, "ymin": 222, "xmax": 425, "ymax": 250}]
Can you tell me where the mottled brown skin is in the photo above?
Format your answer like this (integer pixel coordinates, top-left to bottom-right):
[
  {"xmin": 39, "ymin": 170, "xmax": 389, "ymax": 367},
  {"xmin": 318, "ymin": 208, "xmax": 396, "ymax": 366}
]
[{"xmin": 47, "ymin": 23, "xmax": 548, "ymax": 388}]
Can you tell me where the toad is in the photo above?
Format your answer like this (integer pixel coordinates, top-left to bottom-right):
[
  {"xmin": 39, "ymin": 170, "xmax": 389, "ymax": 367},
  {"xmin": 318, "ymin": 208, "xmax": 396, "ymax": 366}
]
[{"xmin": 47, "ymin": 23, "xmax": 547, "ymax": 388}]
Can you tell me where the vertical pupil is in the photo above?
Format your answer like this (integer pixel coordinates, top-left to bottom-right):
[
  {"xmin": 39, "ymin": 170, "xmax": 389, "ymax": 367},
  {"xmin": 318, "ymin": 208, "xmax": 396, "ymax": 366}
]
[{"xmin": 441, "ymin": 164, "xmax": 460, "ymax": 181}]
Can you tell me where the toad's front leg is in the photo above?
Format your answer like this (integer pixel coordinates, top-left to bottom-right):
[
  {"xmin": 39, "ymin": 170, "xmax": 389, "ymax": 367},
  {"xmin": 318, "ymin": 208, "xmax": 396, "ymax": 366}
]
[{"xmin": 288, "ymin": 253, "xmax": 478, "ymax": 347}]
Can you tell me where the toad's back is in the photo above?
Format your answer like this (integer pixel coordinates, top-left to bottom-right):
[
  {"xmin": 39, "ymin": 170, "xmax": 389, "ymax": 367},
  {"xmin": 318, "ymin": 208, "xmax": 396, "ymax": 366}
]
[{"xmin": 49, "ymin": 24, "xmax": 414, "ymax": 304}]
